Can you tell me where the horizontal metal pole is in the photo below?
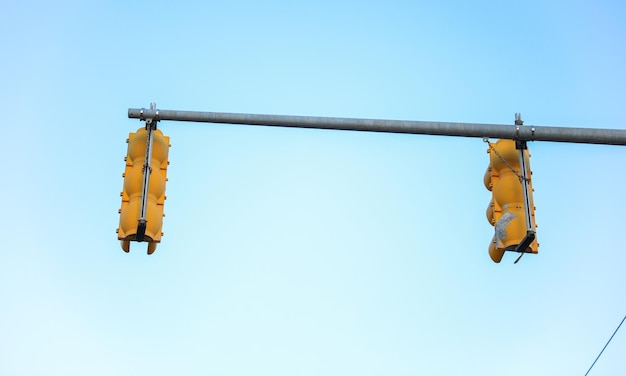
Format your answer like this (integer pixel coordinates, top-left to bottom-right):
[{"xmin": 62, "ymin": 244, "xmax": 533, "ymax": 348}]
[{"xmin": 128, "ymin": 108, "xmax": 626, "ymax": 146}]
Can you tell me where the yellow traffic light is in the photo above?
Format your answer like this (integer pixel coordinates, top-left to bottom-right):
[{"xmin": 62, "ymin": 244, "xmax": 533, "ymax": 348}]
[
  {"xmin": 117, "ymin": 126, "xmax": 170, "ymax": 254},
  {"xmin": 484, "ymin": 139, "xmax": 537, "ymax": 263}
]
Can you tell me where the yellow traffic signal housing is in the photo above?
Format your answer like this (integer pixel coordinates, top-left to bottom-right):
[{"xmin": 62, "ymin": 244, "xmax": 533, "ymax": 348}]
[
  {"xmin": 117, "ymin": 126, "xmax": 170, "ymax": 254},
  {"xmin": 484, "ymin": 139, "xmax": 538, "ymax": 263}
]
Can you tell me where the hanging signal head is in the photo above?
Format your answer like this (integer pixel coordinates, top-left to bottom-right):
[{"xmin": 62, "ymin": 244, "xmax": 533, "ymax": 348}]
[
  {"xmin": 117, "ymin": 125, "xmax": 170, "ymax": 255},
  {"xmin": 484, "ymin": 138, "xmax": 538, "ymax": 263}
]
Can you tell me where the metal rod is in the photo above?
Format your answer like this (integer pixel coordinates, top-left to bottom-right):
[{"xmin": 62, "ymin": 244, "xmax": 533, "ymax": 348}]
[
  {"xmin": 518, "ymin": 147, "xmax": 534, "ymax": 233},
  {"xmin": 136, "ymin": 124, "xmax": 154, "ymax": 242},
  {"xmin": 515, "ymin": 141, "xmax": 536, "ymax": 255},
  {"xmin": 128, "ymin": 108, "xmax": 626, "ymax": 146},
  {"xmin": 139, "ymin": 125, "xmax": 154, "ymax": 222},
  {"xmin": 136, "ymin": 103, "xmax": 158, "ymax": 242}
]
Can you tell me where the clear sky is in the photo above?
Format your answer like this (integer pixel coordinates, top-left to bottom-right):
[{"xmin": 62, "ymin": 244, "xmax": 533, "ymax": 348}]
[{"xmin": 1, "ymin": 1, "xmax": 625, "ymax": 375}]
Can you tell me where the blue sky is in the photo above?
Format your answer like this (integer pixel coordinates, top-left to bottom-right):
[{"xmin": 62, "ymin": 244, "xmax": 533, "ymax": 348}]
[{"xmin": 1, "ymin": 1, "xmax": 625, "ymax": 375}]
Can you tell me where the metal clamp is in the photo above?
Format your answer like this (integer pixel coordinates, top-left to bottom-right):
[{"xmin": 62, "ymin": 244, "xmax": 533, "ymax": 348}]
[{"xmin": 143, "ymin": 103, "xmax": 159, "ymax": 130}]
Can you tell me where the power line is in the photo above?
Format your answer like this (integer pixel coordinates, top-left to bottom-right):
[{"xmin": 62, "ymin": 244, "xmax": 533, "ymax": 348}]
[{"xmin": 584, "ymin": 315, "xmax": 626, "ymax": 376}]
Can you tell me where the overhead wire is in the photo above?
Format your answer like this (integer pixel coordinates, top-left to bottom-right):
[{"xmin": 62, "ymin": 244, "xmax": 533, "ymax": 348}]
[{"xmin": 584, "ymin": 314, "xmax": 626, "ymax": 376}]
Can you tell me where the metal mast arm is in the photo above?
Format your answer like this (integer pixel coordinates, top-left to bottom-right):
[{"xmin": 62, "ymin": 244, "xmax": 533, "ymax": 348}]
[{"xmin": 128, "ymin": 108, "xmax": 626, "ymax": 146}]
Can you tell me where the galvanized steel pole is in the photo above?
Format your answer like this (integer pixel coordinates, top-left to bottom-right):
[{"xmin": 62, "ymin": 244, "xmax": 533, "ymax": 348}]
[{"xmin": 128, "ymin": 108, "xmax": 626, "ymax": 146}]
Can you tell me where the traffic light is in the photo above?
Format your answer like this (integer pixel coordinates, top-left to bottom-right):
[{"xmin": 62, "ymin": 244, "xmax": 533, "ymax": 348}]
[
  {"xmin": 484, "ymin": 139, "xmax": 537, "ymax": 263},
  {"xmin": 117, "ymin": 126, "xmax": 170, "ymax": 254}
]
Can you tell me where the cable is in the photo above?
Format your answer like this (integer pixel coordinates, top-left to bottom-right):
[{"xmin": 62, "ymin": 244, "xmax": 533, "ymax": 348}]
[{"xmin": 584, "ymin": 315, "xmax": 626, "ymax": 376}]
